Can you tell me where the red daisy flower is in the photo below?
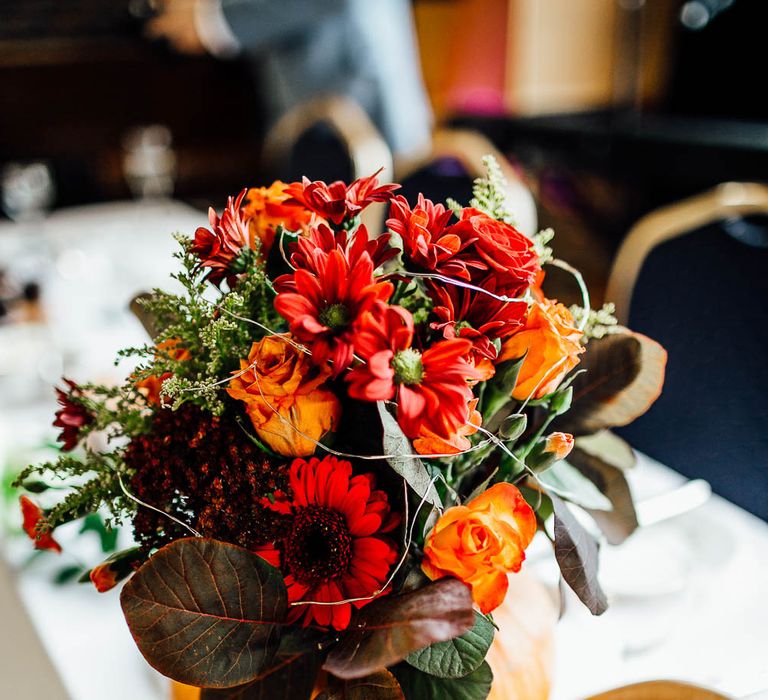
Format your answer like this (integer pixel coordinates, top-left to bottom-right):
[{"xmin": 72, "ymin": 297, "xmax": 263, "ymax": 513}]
[
  {"xmin": 286, "ymin": 222, "xmax": 398, "ymax": 278},
  {"xmin": 285, "ymin": 170, "xmax": 399, "ymax": 226},
  {"xmin": 20, "ymin": 496, "xmax": 61, "ymax": 553},
  {"xmin": 346, "ymin": 304, "xmax": 483, "ymax": 442},
  {"xmin": 274, "ymin": 250, "xmax": 393, "ymax": 376},
  {"xmin": 257, "ymin": 456, "xmax": 399, "ymax": 630},
  {"xmin": 387, "ymin": 194, "xmax": 478, "ymax": 280},
  {"xmin": 429, "ymin": 282, "xmax": 528, "ymax": 364},
  {"xmin": 53, "ymin": 379, "xmax": 93, "ymax": 451},
  {"xmin": 191, "ymin": 190, "xmax": 254, "ymax": 287}
]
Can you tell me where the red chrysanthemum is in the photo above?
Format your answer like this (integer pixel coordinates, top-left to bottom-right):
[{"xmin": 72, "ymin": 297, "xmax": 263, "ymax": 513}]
[
  {"xmin": 285, "ymin": 222, "xmax": 398, "ymax": 278},
  {"xmin": 429, "ymin": 282, "xmax": 528, "ymax": 365},
  {"xmin": 451, "ymin": 207, "xmax": 540, "ymax": 297},
  {"xmin": 274, "ymin": 250, "xmax": 393, "ymax": 376},
  {"xmin": 257, "ymin": 456, "xmax": 399, "ymax": 630},
  {"xmin": 20, "ymin": 496, "xmax": 61, "ymax": 553},
  {"xmin": 346, "ymin": 304, "xmax": 483, "ymax": 442},
  {"xmin": 191, "ymin": 190, "xmax": 254, "ymax": 287},
  {"xmin": 285, "ymin": 170, "xmax": 399, "ymax": 226},
  {"xmin": 53, "ymin": 379, "xmax": 93, "ymax": 451},
  {"xmin": 387, "ymin": 194, "xmax": 478, "ymax": 280}
]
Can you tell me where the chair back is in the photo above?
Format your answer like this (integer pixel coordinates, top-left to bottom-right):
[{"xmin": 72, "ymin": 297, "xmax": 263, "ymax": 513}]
[{"xmin": 606, "ymin": 184, "xmax": 768, "ymax": 519}]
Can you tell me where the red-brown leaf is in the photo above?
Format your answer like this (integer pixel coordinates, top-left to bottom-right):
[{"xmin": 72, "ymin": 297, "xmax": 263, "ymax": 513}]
[
  {"xmin": 323, "ymin": 578, "xmax": 474, "ymax": 680},
  {"xmin": 121, "ymin": 538, "xmax": 287, "ymax": 688}
]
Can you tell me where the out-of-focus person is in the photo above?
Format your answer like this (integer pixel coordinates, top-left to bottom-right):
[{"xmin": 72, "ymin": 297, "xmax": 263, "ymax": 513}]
[{"xmin": 147, "ymin": 0, "xmax": 433, "ymax": 160}]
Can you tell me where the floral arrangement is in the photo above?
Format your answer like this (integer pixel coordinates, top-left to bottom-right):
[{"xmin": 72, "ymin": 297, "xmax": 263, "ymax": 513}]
[{"xmin": 16, "ymin": 158, "xmax": 666, "ymax": 699}]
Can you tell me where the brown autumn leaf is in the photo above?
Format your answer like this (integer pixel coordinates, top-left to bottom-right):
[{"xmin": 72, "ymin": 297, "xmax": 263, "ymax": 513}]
[
  {"xmin": 316, "ymin": 670, "xmax": 405, "ymax": 700},
  {"xmin": 121, "ymin": 538, "xmax": 287, "ymax": 688},
  {"xmin": 551, "ymin": 494, "xmax": 608, "ymax": 616},
  {"xmin": 568, "ymin": 446, "xmax": 639, "ymax": 545},
  {"xmin": 554, "ymin": 328, "xmax": 666, "ymax": 436},
  {"xmin": 323, "ymin": 578, "xmax": 475, "ymax": 680}
]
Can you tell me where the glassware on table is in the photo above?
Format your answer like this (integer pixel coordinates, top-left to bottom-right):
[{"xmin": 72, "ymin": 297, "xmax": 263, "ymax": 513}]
[
  {"xmin": 121, "ymin": 125, "xmax": 177, "ymax": 200},
  {"xmin": 1, "ymin": 161, "xmax": 55, "ymax": 223}
]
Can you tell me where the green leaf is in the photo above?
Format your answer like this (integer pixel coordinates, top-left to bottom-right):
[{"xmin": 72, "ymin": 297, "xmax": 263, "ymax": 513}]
[
  {"xmin": 316, "ymin": 670, "xmax": 404, "ymax": 700},
  {"xmin": 406, "ymin": 611, "xmax": 494, "ymax": 679},
  {"xmin": 54, "ymin": 565, "xmax": 85, "ymax": 585},
  {"xmin": 393, "ymin": 660, "xmax": 493, "ymax": 700},
  {"xmin": 538, "ymin": 460, "xmax": 612, "ymax": 511},
  {"xmin": 323, "ymin": 578, "xmax": 475, "ymax": 680},
  {"xmin": 377, "ymin": 402, "xmax": 442, "ymax": 510},
  {"xmin": 552, "ymin": 494, "xmax": 608, "ymax": 615},
  {"xmin": 79, "ymin": 513, "xmax": 119, "ymax": 553},
  {"xmin": 121, "ymin": 537, "xmax": 287, "ymax": 688}
]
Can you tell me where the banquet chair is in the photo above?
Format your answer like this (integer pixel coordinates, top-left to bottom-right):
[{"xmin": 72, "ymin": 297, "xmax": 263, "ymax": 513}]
[
  {"xmin": 260, "ymin": 94, "xmax": 394, "ymax": 233},
  {"xmin": 394, "ymin": 128, "xmax": 538, "ymax": 237},
  {"xmin": 606, "ymin": 183, "xmax": 768, "ymax": 519}
]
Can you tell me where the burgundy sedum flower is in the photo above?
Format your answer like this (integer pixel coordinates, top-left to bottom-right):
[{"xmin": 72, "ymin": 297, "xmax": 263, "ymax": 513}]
[{"xmin": 53, "ymin": 379, "xmax": 93, "ymax": 451}]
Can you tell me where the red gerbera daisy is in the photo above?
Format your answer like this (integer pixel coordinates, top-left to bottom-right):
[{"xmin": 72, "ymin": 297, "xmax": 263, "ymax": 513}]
[
  {"xmin": 286, "ymin": 222, "xmax": 398, "ymax": 277},
  {"xmin": 429, "ymin": 282, "xmax": 528, "ymax": 364},
  {"xmin": 346, "ymin": 304, "xmax": 483, "ymax": 442},
  {"xmin": 53, "ymin": 379, "xmax": 93, "ymax": 451},
  {"xmin": 274, "ymin": 250, "xmax": 393, "ymax": 376},
  {"xmin": 285, "ymin": 170, "xmax": 399, "ymax": 226},
  {"xmin": 191, "ymin": 190, "xmax": 254, "ymax": 287},
  {"xmin": 20, "ymin": 496, "xmax": 61, "ymax": 553},
  {"xmin": 257, "ymin": 456, "xmax": 399, "ymax": 631},
  {"xmin": 387, "ymin": 194, "xmax": 478, "ymax": 280}
]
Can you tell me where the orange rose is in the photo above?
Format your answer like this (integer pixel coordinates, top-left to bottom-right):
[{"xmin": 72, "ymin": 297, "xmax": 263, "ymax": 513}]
[
  {"xmin": 135, "ymin": 339, "xmax": 191, "ymax": 406},
  {"xmin": 422, "ymin": 483, "xmax": 536, "ymax": 614},
  {"xmin": 499, "ymin": 300, "xmax": 584, "ymax": 401},
  {"xmin": 227, "ymin": 335, "xmax": 341, "ymax": 457},
  {"xmin": 243, "ymin": 181, "xmax": 314, "ymax": 257}
]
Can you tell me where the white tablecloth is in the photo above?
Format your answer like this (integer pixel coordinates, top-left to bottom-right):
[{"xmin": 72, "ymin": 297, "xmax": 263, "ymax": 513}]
[{"xmin": 2, "ymin": 200, "xmax": 767, "ymax": 699}]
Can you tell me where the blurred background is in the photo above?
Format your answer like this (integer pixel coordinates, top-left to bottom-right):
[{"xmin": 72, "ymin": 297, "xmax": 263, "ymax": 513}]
[{"xmin": 1, "ymin": 2, "xmax": 767, "ymax": 698}]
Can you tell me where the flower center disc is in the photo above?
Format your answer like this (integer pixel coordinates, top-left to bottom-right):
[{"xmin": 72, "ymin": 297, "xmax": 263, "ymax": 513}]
[
  {"xmin": 283, "ymin": 505, "xmax": 352, "ymax": 587},
  {"xmin": 392, "ymin": 348, "xmax": 424, "ymax": 385},
  {"xmin": 319, "ymin": 303, "xmax": 351, "ymax": 330}
]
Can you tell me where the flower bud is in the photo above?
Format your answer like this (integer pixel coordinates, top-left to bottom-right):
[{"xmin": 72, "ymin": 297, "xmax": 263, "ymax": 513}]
[
  {"xmin": 500, "ymin": 413, "xmax": 527, "ymax": 441},
  {"xmin": 527, "ymin": 432, "xmax": 574, "ymax": 472},
  {"xmin": 550, "ymin": 386, "xmax": 573, "ymax": 416}
]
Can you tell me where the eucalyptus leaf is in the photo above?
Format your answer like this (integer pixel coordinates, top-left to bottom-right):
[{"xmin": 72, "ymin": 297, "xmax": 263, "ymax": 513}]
[
  {"xmin": 552, "ymin": 494, "xmax": 608, "ymax": 615},
  {"xmin": 538, "ymin": 460, "xmax": 613, "ymax": 511},
  {"xmin": 377, "ymin": 402, "xmax": 441, "ymax": 510},
  {"xmin": 406, "ymin": 611, "xmax": 494, "ymax": 679}
]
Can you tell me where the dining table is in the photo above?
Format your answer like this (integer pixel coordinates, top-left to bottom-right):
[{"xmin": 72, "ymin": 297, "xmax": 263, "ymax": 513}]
[{"xmin": 1, "ymin": 199, "xmax": 767, "ymax": 700}]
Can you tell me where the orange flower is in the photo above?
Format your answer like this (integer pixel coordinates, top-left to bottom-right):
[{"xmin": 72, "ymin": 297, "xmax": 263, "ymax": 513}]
[
  {"xmin": 227, "ymin": 335, "xmax": 341, "ymax": 457},
  {"xmin": 413, "ymin": 399, "xmax": 481, "ymax": 456},
  {"xmin": 544, "ymin": 432, "xmax": 574, "ymax": 461},
  {"xmin": 90, "ymin": 562, "xmax": 119, "ymax": 592},
  {"xmin": 243, "ymin": 181, "xmax": 314, "ymax": 257},
  {"xmin": 135, "ymin": 339, "xmax": 191, "ymax": 406},
  {"xmin": 499, "ymin": 300, "xmax": 584, "ymax": 401},
  {"xmin": 422, "ymin": 483, "xmax": 536, "ymax": 614},
  {"xmin": 19, "ymin": 496, "xmax": 61, "ymax": 553}
]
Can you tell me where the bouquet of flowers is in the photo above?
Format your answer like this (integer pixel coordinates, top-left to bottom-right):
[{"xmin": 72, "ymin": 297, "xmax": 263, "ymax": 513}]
[{"xmin": 16, "ymin": 157, "xmax": 666, "ymax": 699}]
